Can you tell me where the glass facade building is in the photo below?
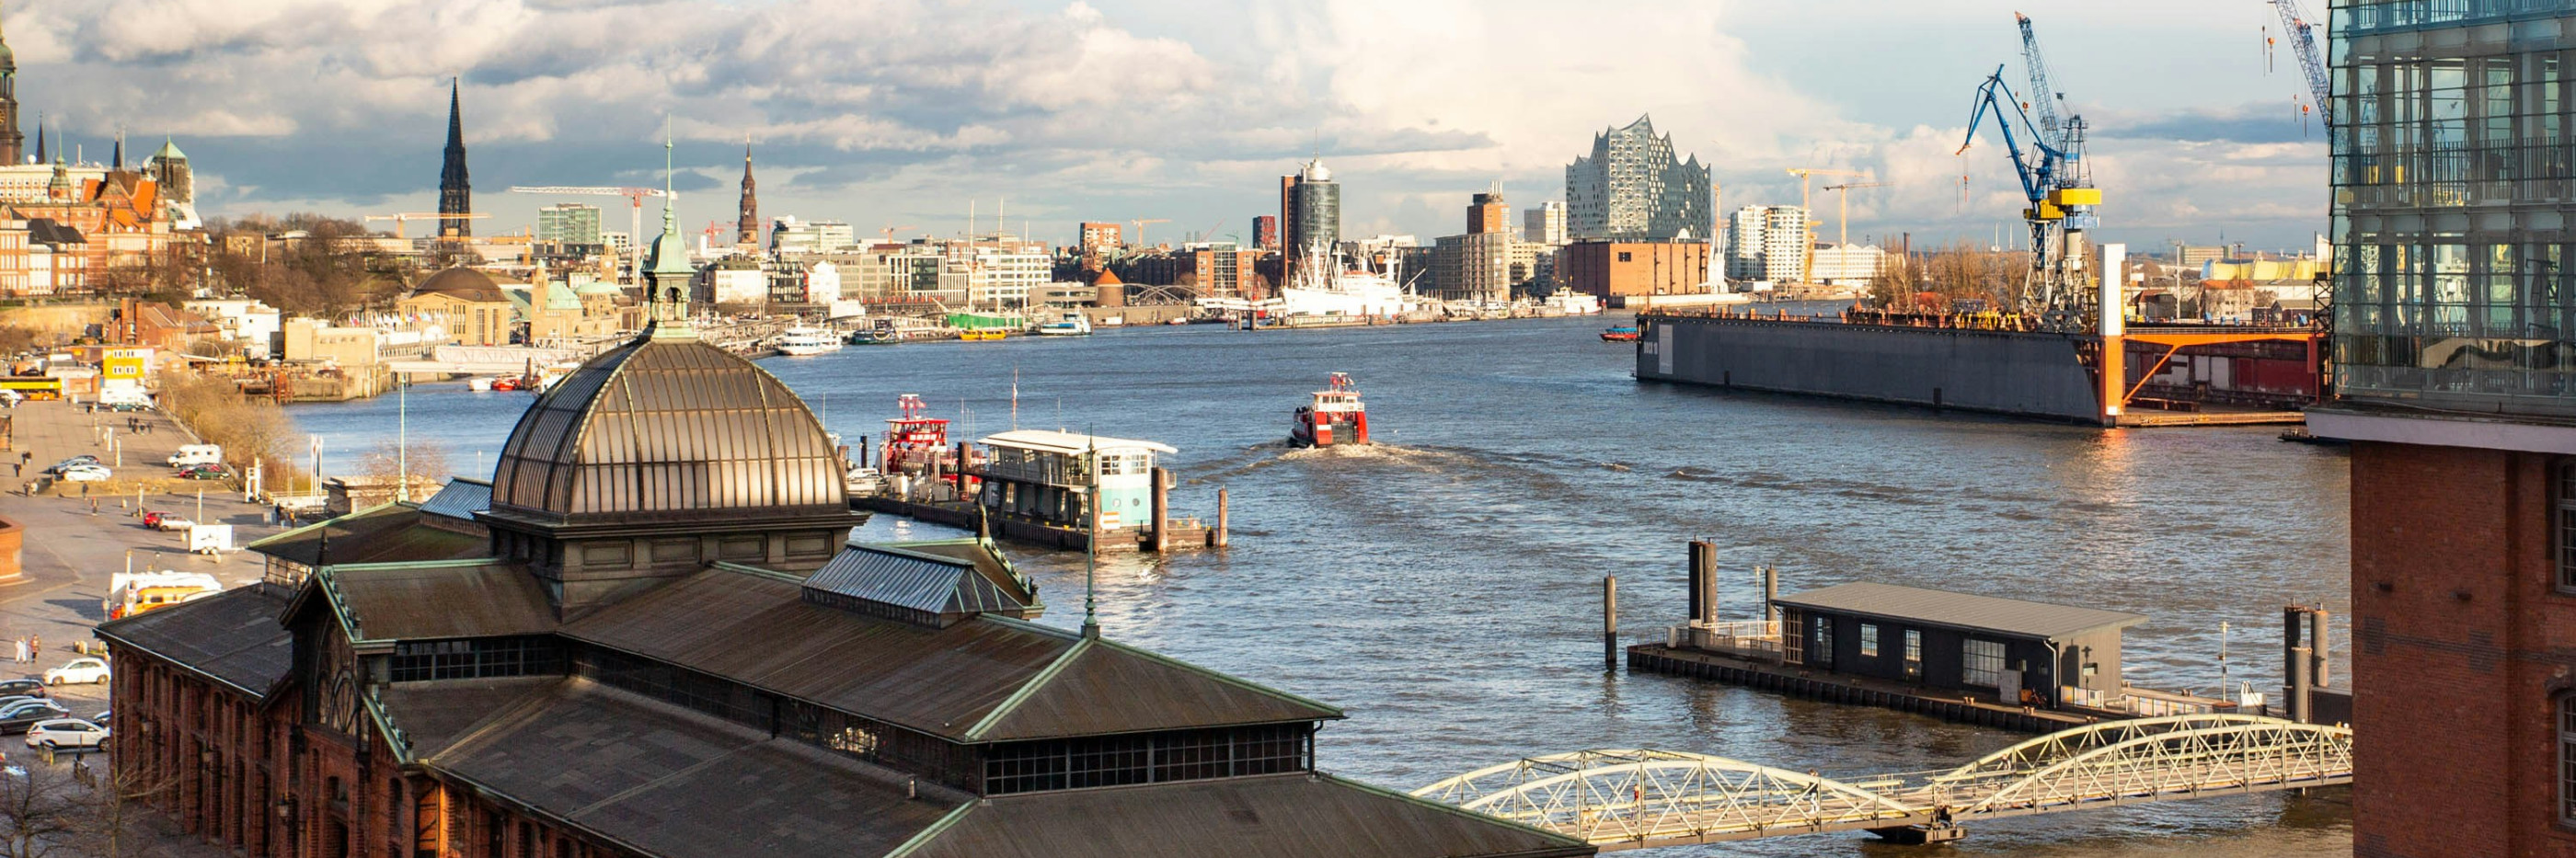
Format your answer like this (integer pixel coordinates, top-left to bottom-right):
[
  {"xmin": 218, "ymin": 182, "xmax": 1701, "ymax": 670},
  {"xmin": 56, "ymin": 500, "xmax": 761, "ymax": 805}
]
[{"xmin": 2331, "ymin": 0, "xmax": 2576, "ymax": 414}]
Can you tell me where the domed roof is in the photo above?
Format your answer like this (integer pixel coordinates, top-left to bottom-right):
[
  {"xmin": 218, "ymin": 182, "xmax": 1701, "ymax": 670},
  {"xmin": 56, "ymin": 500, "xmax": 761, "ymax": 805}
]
[
  {"xmin": 413, "ymin": 267, "xmax": 510, "ymax": 302},
  {"xmin": 488, "ymin": 336, "xmax": 848, "ymax": 525}
]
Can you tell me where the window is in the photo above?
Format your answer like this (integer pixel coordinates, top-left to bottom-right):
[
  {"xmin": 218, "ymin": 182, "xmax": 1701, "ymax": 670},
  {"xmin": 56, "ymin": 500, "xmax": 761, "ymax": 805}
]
[
  {"xmin": 1859, "ymin": 623, "xmax": 1880, "ymax": 658},
  {"xmin": 2559, "ymin": 462, "xmax": 2576, "ymax": 591},
  {"xmin": 1617, "ymin": 251, "xmax": 1633, "ymax": 262},
  {"xmin": 1903, "ymin": 630, "xmax": 1922, "ymax": 681},
  {"xmin": 1963, "ymin": 639, "xmax": 2006, "ymax": 690},
  {"xmin": 1811, "ymin": 618, "xmax": 1834, "ymax": 669},
  {"xmin": 2563, "ymin": 695, "xmax": 2576, "ymax": 824}
]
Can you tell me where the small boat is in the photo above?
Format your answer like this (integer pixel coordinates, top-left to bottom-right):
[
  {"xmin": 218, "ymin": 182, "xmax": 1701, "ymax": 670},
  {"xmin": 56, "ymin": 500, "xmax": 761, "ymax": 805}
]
[
  {"xmin": 466, "ymin": 377, "xmax": 497, "ymax": 393},
  {"xmin": 1034, "ymin": 313, "xmax": 1094, "ymax": 337},
  {"xmin": 775, "ymin": 325, "xmax": 845, "ymax": 356},
  {"xmin": 1167, "ymin": 317, "xmax": 1191, "ymax": 326},
  {"xmin": 1290, "ymin": 372, "xmax": 1370, "ymax": 448},
  {"xmin": 489, "ymin": 376, "xmax": 522, "ymax": 392},
  {"xmin": 960, "ymin": 329, "xmax": 1008, "ymax": 342},
  {"xmin": 1600, "ymin": 326, "xmax": 1640, "ymax": 342}
]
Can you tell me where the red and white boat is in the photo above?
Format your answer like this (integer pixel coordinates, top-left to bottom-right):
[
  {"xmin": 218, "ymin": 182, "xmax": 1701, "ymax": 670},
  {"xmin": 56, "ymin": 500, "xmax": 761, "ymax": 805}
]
[{"xmin": 1290, "ymin": 372, "xmax": 1370, "ymax": 448}]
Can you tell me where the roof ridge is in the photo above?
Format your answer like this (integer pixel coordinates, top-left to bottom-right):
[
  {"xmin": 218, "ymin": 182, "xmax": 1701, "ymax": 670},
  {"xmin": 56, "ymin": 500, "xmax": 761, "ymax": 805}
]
[
  {"xmin": 420, "ymin": 678, "xmax": 583, "ymax": 764},
  {"xmin": 880, "ymin": 801, "xmax": 977, "ymax": 858},
  {"xmin": 961, "ymin": 636, "xmax": 1093, "ymax": 740},
  {"xmin": 1089, "ymin": 635, "xmax": 1346, "ymax": 719},
  {"xmin": 1315, "ymin": 772, "xmax": 1593, "ymax": 851}
]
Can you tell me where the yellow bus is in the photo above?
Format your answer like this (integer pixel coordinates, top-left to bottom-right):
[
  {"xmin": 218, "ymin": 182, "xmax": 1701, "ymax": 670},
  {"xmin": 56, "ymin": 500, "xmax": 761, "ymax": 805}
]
[{"xmin": 0, "ymin": 377, "xmax": 63, "ymax": 400}]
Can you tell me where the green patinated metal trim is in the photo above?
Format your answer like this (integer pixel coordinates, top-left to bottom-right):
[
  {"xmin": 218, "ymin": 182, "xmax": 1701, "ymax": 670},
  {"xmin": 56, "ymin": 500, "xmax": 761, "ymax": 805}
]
[
  {"xmin": 960, "ymin": 637, "xmax": 1092, "ymax": 741},
  {"xmin": 880, "ymin": 799, "xmax": 978, "ymax": 858},
  {"xmin": 240, "ymin": 499, "xmax": 414, "ymax": 551}
]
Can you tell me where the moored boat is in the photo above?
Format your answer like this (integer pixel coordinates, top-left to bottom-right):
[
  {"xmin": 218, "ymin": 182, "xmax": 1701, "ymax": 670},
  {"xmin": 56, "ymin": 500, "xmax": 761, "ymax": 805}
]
[
  {"xmin": 467, "ymin": 376, "xmax": 497, "ymax": 392},
  {"xmin": 775, "ymin": 325, "xmax": 845, "ymax": 356},
  {"xmin": 1600, "ymin": 326, "xmax": 1640, "ymax": 342},
  {"xmin": 960, "ymin": 329, "xmax": 1008, "ymax": 341},
  {"xmin": 1290, "ymin": 372, "xmax": 1370, "ymax": 448},
  {"xmin": 1034, "ymin": 313, "xmax": 1094, "ymax": 337}
]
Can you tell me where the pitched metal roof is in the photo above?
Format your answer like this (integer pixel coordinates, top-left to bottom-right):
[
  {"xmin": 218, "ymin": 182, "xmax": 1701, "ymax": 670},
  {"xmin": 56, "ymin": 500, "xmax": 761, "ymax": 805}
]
[
  {"xmin": 803, "ymin": 541, "xmax": 1038, "ymax": 626},
  {"xmin": 416, "ymin": 477, "xmax": 491, "ymax": 523},
  {"xmin": 977, "ymin": 429, "xmax": 1176, "ymax": 456},
  {"xmin": 1770, "ymin": 582, "xmax": 2147, "ymax": 641},
  {"xmin": 392, "ymin": 677, "xmax": 962, "ymax": 858},
  {"xmin": 564, "ymin": 567, "xmax": 1338, "ymax": 742},
  {"xmin": 892, "ymin": 772, "xmax": 1592, "ymax": 858},
  {"xmin": 319, "ymin": 561, "xmax": 557, "ymax": 644},
  {"xmin": 97, "ymin": 585, "xmax": 293, "ymax": 698},
  {"xmin": 244, "ymin": 503, "xmax": 489, "ymax": 568}
]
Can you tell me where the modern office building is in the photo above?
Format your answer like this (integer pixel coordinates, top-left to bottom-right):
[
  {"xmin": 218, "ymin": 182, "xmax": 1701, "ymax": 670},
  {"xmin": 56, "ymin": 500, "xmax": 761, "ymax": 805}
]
[
  {"xmin": 536, "ymin": 203, "xmax": 604, "ymax": 247},
  {"xmin": 1281, "ymin": 158, "xmax": 1341, "ymax": 280},
  {"xmin": 1524, "ymin": 201, "xmax": 1566, "ymax": 246},
  {"xmin": 1565, "ymin": 115, "xmax": 1712, "ymax": 241},
  {"xmin": 1078, "ymin": 221, "xmax": 1123, "ymax": 255},
  {"xmin": 2303, "ymin": 4, "xmax": 2576, "ymax": 857},
  {"xmin": 1435, "ymin": 191, "xmax": 1524, "ymax": 303},
  {"xmin": 1724, "ymin": 205, "xmax": 1810, "ymax": 283},
  {"xmin": 1253, "ymin": 214, "xmax": 1279, "ymax": 249}
]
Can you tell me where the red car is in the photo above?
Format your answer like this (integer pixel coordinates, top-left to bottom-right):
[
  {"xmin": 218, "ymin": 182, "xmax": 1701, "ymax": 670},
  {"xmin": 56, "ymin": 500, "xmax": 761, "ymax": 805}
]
[{"xmin": 141, "ymin": 510, "xmax": 176, "ymax": 529}]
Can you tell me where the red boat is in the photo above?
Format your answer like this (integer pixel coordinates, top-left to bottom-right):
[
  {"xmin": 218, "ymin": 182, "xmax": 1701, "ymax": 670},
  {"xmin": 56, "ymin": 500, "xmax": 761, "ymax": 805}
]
[
  {"xmin": 1600, "ymin": 326, "xmax": 1639, "ymax": 342},
  {"xmin": 1291, "ymin": 372, "xmax": 1370, "ymax": 448},
  {"xmin": 489, "ymin": 376, "xmax": 522, "ymax": 392}
]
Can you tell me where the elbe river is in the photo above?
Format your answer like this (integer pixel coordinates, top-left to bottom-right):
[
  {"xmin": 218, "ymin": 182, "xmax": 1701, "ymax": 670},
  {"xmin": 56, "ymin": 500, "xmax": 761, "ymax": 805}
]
[{"xmin": 290, "ymin": 312, "xmax": 2352, "ymax": 856}]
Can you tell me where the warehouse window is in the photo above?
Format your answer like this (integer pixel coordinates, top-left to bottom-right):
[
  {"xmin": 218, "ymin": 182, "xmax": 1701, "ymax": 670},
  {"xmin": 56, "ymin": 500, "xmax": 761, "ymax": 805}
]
[
  {"xmin": 2563, "ymin": 695, "xmax": 2576, "ymax": 825},
  {"xmin": 1859, "ymin": 623, "xmax": 1880, "ymax": 658},
  {"xmin": 1903, "ymin": 630, "xmax": 1922, "ymax": 681},
  {"xmin": 2559, "ymin": 462, "xmax": 2576, "ymax": 591},
  {"xmin": 1963, "ymin": 639, "xmax": 2006, "ymax": 690}
]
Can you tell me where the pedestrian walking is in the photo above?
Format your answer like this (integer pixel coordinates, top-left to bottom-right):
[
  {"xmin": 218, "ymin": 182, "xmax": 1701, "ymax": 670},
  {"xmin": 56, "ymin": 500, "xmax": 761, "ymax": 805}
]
[
  {"xmin": 34, "ymin": 635, "xmax": 44, "ymax": 660},
  {"xmin": 14, "ymin": 638, "xmax": 27, "ymax": 664},
  {"xmin": 10, "ymin": 463, "xmax": 19, "ymax": 477}
]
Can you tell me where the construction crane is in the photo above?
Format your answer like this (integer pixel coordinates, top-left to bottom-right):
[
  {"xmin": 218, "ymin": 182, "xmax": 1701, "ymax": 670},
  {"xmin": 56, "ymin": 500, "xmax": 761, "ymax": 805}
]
[
  {"xmin": 1819, "ymin": 182, "xmax": 1890, "ymax": 250},
  {"xmin": 1785, "ymin": 169, "xmax": 1869, "ymax": 282},
  {"xmin": 508, "ymin": 186, "xmax": 674, "ymax": 285},
  {"xmin": 1130, "ymin": 218, "xmax": 1170, "ymax": 249},
  {"xmin": 362, "ymin": 212, "xmax": 489, "ymax": 241},
  {"xmin": 878, "ymin": 224, "xmax": 917, "ymax": 245},
  {"xmin": 2266, "ymin": 0, "xmax": 2333, "ymax": 126}
]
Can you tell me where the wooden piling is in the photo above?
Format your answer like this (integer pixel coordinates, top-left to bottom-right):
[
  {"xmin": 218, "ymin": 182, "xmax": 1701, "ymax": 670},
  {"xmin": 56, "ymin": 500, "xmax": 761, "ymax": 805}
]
[
  {"xmin": 1150, "ymin": 466, "xmax": 1171, "ymax": 553},
  {"xmin": 1213, "ymin": 488, "xmax": 1230, "ymax": 547},
  {"xmin": 1604, "ymin": 575, "xmax": 1619, "ymax": 671}
]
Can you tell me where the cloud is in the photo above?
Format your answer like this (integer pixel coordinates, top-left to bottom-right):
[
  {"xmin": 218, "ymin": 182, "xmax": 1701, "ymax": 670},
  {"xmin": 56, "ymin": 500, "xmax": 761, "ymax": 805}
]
[{"xmin": 3, "ymin": 0, "xmax": 2331, "ymax": 250}]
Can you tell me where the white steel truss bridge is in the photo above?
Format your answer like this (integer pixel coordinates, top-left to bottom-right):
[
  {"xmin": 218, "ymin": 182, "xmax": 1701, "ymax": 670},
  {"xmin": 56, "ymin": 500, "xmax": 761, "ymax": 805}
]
[{"xmin": 1410, "ymin": 715, "xmax": 2351, "ymax": 850}]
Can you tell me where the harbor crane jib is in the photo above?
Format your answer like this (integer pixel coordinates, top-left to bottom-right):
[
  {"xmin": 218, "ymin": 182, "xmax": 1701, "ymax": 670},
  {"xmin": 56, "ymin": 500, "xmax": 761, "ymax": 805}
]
[
  {"xmin": 2268, "ymin": 0, "xmax": 2334, "ymax": 126},
  {"xmin": 1961, "ymin": 34, "xmax": 2101, "ymax": 326}
]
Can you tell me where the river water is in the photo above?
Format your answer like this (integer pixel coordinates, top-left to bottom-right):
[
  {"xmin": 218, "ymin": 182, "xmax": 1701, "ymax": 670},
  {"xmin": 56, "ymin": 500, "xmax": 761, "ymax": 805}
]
[{"xmin": 287, "ymin": 313, "xmax": 2353, "ymax": 856}]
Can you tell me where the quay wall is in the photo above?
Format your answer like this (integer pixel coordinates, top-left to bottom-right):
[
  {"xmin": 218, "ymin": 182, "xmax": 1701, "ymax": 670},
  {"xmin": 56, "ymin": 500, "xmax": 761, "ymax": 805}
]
[{"xmin": 1636, "ymin": 315, "xmax": 2102, "ymax": 423}]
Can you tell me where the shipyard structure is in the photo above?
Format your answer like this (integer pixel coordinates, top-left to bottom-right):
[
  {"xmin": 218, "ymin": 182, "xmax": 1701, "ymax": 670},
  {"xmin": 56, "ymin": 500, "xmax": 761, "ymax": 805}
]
[{"xmin": 1634, "ymin": 254, "xmax": 2326, "ymax": 426}]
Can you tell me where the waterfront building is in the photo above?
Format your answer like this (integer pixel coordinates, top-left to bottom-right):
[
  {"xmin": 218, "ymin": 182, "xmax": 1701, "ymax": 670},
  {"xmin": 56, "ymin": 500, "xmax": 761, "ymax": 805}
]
[
  {"xmin": 1724, "ymin": 205, "xmax": 1810, "ymax": 283},
  {"xmin": 1281, "ymin": 158, "xmax": 1340, "ymax": 279},
  {"xmin": 1565, "ymin": 115, "xmax": 1712, "ymax": 241},
  {"xmin": 1432, "ymin": 232, "xmax": 1515, "ymax": 303},
  {"xmin": 843, "ymin": 238, "xmax": 1045, "ymax": 313},
  {"xmin": 21, "ymin": 217, "xmax": 79, "ymax": 296},
  {"xmin": 771, "ymin": 217, "xmax": 856, "ymax": 257},
  {"xmin": 1808, "ymin": 243, "xmax": 1885, "ymax": 287},
  {"xmin": 975, "ymin": 429, "xmax": 1177, "ymax": 534},
  {"xmin": 399, "ymin": 267, "xmax": 517, "ymax": 347},
  {"xmin": 2303, "ymin": 4, "xmax": 2576, "ymax": 856},
  {"xmin": 700, "ymin": 257, "xmax": 767, "ymax": 306},
  {"xmin": 1771, "ymin": 582, "xmax": 2141, "ymax": 708},
  {"xmin": 536, "ymin": 203, "xmax": 603, "ymax": 247},
  {"xmin": 1524, "ymin": 200, "xmax": 1566, "ymax": 246},
  {"xmin": 1078, "ymin": 221, "xmax": 1123, "ymax": 255},
  {"xmin": 1560, "ymin": 240, "xmax": 1711, "ymax": 305},
  {"xmin": 181, "ymin": 298, "xmax": 283, "ymax": 358},
  {"xmin": 439, "ymin": 79, "xmax": 471, "ymax": 240},
  {"xmin": 1253, "ymin": 214, "xmax": 1278, "ymax": 249},
  {"xmin": 98, "ymin": 306, "xmax": 1590, "ymax": 858}
]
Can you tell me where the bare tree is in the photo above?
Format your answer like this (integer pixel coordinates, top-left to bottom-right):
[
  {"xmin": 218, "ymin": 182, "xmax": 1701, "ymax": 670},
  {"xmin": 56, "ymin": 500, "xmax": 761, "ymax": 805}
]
[{"xmin": 0, "ymin": 760, "xmax": 180, "ymax": 858}]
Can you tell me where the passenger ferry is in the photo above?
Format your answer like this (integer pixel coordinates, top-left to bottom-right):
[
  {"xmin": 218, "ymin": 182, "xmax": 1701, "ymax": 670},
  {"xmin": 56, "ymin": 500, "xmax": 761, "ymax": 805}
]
[
  {"xmin": 775, "ymin": 325, "xmax": 845, "ymax": 356},
  {"xmin": 960, "ymin": 328, "xmax": 1008, "ymax": 342},
  {"xmin": 1290, "ymin": 372, "xmax": 1370, "ymax": 448},
  {"xmin": 1035, "ymin": 313, "xmax": 1094, "ymax": 337}
]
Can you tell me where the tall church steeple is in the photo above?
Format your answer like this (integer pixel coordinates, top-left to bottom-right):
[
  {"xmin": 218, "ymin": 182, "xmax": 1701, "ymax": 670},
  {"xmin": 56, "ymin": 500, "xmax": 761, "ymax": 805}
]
[
  {"xmin": 0, "ymin": 3, "xmax": 22, "ymax": 166},
  {"xmin": 438, "ymin": 78, "xmax": 472, "ymax": 239},
  {"xmin": 737, "ymin": 139, "xmax": 758, "ymax": 250}
]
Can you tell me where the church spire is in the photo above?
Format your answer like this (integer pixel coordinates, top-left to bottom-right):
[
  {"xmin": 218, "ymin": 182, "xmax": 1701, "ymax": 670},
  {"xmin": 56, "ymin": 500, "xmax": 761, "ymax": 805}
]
[
  {"xmin": 30, "ymin": 112, "xmax": 40, "ymax": 165},
  {"xmin": 111, "ymin": 126, "xmax": 122, "ymax": 170},
  {"xmin": 737, "ymin": 137, "xmax": 758, "ymax": 250},
  {"xmin": 437, "ymin": 77, "xmax": 472, "ymax": 239}
]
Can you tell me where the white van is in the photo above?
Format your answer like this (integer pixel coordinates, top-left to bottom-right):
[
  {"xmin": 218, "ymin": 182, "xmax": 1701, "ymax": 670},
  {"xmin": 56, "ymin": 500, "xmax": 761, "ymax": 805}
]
[{"xmin": 166, "ymin": 444, "xmax": 222, "ymax": 468}]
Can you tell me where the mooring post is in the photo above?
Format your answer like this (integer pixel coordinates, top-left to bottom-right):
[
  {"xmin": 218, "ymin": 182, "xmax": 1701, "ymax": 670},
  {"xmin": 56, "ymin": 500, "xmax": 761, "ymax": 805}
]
[
  {"xmin": 1763, "ymin": 565, "xmax": 1779, "ymax": 624},
  {"xmin": 1150, "ymin": 466, "xmax": 1171, "ymax": 553},
  {"xmin": 2289, "ymin": 645, "xmax": 2314, "ymax": 724},
  {"xmin": 1693, "ymin": 540, "xmax": 1719, "ymax": 622},
  {"xmin": 2309, "ymin": 606, "xmax": 2331, "ymax": 689},
  {"xmin": 1213, "ymin": 487, "xmax": 1230, "ymax": 548},
  {"xmin": 1604, "ymin": 575, "xmax": 1619, "ymax": 671},
  {"xmin": 1686, "ymin": 541, "xmax": 1707, "ymax": 625}
]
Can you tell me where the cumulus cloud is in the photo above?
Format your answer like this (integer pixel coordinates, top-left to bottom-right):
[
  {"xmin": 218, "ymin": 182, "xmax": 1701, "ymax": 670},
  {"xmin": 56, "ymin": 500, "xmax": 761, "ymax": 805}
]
[{"xmin": 4, "ymin": 0, "xmax": 2328, "ymax": 248}]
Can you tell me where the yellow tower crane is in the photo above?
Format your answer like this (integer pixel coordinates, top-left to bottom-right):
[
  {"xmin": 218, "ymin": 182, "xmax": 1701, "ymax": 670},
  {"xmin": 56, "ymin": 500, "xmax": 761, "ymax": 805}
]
[{"xmin": 1819, "ymin": 181, "xmax": 1891, "ymax": 249}]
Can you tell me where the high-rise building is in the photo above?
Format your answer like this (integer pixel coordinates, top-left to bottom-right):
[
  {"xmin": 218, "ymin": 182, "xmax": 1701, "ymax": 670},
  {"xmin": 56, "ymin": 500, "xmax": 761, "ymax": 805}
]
[
  {"xmin": 1524, "ymin": 201, "xmax": 1566, "ymax": 245},
  {"xmin": 537, "ymin": 203, "xmax": 604, "ymax": 246},
  {"xmin": 738, "ymin": 143, "xmax": 759, "ymax": 249},
  {"xmin": 1078, "ymin": 222, "xmax": 1123, "ymax": 255},
  {"xmin": 438, "ymin": 79, "xmax": 471, "ymax": 239},
  {"xmin": 1253, "ymin": 215, "xmax": 1279, "ymax": 250},
  {"xmin": 1437, "ymin": 190, "xmax": 1522, "ymax": 303},
  {"xmin": 2303, "ymin": 6, "xmax": 2576, "ymax": 857},
  {"xmin": 1724, "ymin": 205, "xmax": 1809, "ymax": 282},
  {"xmin": 1565, "ymin": 115, "xmax": 1711, "ymax": 241},
  {"xmin": 1281, "ymin": 158, "xmax": 1340, "ymax": 278},
  {"xmin": 1467, "ymin": 191, "xmax": 1510, "ymax": 235}
]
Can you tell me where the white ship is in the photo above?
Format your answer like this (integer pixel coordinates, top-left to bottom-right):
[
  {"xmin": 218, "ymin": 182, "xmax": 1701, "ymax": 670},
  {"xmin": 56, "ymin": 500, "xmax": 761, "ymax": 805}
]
[
  {"xmin": 1034, "ymin": 313, "xmax": 1094, "ymax": 336},
  {"xmin": 1201, "ymin": 244, "xmax": 1423, "ymax": 321},
  {"xmin": 775, "ymin": 325, "xmax": 845, "ymax": 356}
]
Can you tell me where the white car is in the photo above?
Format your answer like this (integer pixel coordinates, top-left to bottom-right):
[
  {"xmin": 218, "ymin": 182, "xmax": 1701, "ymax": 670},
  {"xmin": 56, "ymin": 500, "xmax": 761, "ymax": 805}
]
[
  {"xmin": 57, "ymin": 464, "xmax": 109, "ymax": 483},
  {"xmin": 150, "ymin": 516, "xmax": 192, "ymax": 532},
  {"xmin": 41, "ymin": 658, "xmax": 107, "ymax": 686},
  {"xmin": 22, "ymin": 719, "xmax": 105, "ymax": 750}
]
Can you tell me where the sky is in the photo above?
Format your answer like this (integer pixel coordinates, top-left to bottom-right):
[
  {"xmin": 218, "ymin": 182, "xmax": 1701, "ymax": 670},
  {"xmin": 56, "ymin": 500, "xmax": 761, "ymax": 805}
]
[{"xmin": 15, "ymin": 0, "xmax": 2336, "ymax": 253}]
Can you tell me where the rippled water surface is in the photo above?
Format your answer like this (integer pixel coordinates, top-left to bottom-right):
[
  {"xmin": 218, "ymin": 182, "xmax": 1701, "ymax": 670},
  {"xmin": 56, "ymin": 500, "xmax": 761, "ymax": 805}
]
[{"xmin": 290, "ymin": 312, "xmax": 2352, "ymax": 856}]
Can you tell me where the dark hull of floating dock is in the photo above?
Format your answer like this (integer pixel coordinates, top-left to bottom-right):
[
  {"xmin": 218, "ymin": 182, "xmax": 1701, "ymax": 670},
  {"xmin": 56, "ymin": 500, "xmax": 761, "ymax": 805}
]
[
  {"xmin": 1628, "ymin": 645, "xmax": 2096, "ymax": 734},
  {"xmin": 854, "ymin": 496, "xmax": 1219, "ymax": 553}
]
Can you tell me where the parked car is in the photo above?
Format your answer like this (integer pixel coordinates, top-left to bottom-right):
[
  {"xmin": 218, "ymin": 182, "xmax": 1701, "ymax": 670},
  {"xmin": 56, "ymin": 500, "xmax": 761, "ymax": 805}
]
[
  {"xmin": 0, "ymin": 680, "xmax": 48, "ymax": 699},
  {"xmin": 178, "ymin": 464, "xmax": 230, "ymax": 480},
  {"xmin": 87, "ymin": 709, "xmax": 106, "ymax": 724},
  {"xmin": 22, "ymin": 719, "xmax": 105, "ymax": 749},
  {"xmin": 0, "ymin": 702, "xmax": 66, "ymax": 734},
  {"xmin": 41, "ymin": 456, "xmax": 98, "ymax": 475},
  {"xmin": 0, "ymin": 697, "xmax": 39, "ymax": 711},
  {"xmin": 58, "ymin": 464, "xmax": 110, "ymax": 482},
  {"xmin": 40, "ymin": 658, "xmax": 107, "ymax": 686},
  {"xmin": 141, "ymin": 510, "xmax": 177, "ymax": 529},
  {"xmin": 149, "ymin": 515, "xmax": 192, "ymax": 532}
]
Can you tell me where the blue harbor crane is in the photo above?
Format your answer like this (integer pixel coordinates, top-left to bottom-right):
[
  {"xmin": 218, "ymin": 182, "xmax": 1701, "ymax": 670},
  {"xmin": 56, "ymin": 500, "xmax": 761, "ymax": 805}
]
[{"xmin": 1959, "ymin": 13, "xmax": 2101, "ymax": 326}]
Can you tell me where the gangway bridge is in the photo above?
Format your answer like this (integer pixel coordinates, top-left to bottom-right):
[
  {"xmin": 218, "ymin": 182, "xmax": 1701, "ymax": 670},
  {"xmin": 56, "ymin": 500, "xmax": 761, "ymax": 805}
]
[{"xmin": 1411, "ymin": 715, "xmax": 2350, "ymax": 849}]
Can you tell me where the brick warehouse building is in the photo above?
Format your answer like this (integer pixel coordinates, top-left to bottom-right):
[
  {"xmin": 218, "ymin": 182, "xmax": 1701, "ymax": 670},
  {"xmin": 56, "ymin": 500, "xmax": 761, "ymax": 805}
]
[
  {"xmin": 2304, "ymin": 2, "xmax": 2576, "ymax": 856},
  {"xmin": 97, "ymin": 315, "xmax": 1591, "ymax": 858}
]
